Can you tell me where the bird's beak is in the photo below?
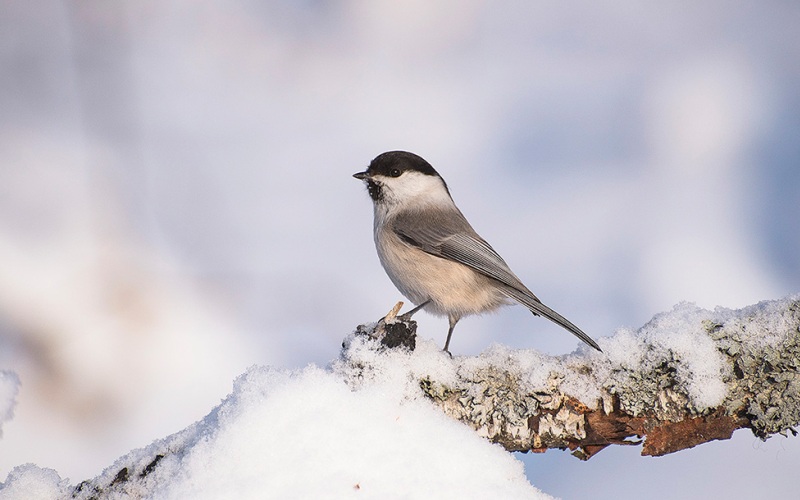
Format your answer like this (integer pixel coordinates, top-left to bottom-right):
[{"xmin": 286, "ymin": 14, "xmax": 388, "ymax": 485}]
[{"xmin": 353, "ymin": 171, "xmax": 369, "ymax": 180}]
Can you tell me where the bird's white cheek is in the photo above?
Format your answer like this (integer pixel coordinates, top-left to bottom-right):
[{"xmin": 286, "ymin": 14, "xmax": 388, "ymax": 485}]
[{"xmin": 379, "ymin": 172, "xmax": 453, "ymax": 208}]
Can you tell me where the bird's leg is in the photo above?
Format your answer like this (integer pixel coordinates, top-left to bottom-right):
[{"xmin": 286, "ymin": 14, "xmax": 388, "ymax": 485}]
[
  {"xmin": 398, "ymin": 299, "xmax": 431, "ymax": 321},
  {"xmin": 442, "ymin": 315, "xmax": 459, "ymax": 354}
]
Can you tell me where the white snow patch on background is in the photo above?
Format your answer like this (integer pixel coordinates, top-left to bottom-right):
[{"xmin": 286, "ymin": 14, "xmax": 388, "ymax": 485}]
[{"xmin": 0, "ymin": 371, "xmax": 19, "ymax": 438}]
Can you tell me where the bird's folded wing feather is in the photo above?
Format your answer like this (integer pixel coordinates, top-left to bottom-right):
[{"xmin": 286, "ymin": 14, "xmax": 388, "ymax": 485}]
[
  {"xmin": 391, "ymin": 210, "xmax": 602, "ymax": 351},
  {"xmin": 391, "ymin": 210, "xmax": 534, "ymax": 298}
]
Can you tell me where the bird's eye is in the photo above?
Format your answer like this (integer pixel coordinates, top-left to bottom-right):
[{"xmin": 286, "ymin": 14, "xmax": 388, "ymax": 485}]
[{"xmin": 390, "ymin": 168, "xmax": 401, "ymax": 177}]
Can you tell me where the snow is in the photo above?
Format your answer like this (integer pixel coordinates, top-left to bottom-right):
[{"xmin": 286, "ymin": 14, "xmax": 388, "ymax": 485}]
[
  {"xmin": 155, "ymin": 364, "xmax": 543, "ymax": 499},
  {"xmin": 0, "ymin": 466, "xmax": 68, "ymax": 500},
  {"xmin": 1, "ymin": 342, "xmax": 551, "ymax": 499},
  {"xmin": 2, "ymin": 296, "xmax": 796, "ymax": 499},
  {"xmin": 0, "ymin": 372, "xmax": 19, "ymax": 439},
  {"xmin": 721, "ymin": 298, "xmax": 800, "ymax": 350},
  {"xmin": 600, "ymin": 302, "xmax": 729, "ymax": 410},
  {"xmin": 425, "ymin": 298, "xmax": 758, "ymax": 414}
]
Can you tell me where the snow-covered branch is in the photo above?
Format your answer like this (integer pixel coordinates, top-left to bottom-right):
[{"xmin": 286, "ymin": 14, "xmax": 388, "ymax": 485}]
[
  {"xmin": 346, "ymin": 296, "xmax": 800, "ymax": 459},
  {"xmin": 7, "ymin": 297, "xmax": 797, "ymax": 498}
]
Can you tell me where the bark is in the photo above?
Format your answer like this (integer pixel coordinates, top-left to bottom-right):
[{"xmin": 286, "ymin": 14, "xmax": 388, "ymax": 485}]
[{"xmin": 357, "ymin": 297, "xmax": 800, "ymax": 459}]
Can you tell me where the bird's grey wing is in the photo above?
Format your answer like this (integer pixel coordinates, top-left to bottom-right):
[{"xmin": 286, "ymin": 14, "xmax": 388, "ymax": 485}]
[
  {"xmin": 392, "ymin": 210, "xmax": 602, "ymax": 352},
  {"xmin": 391, "ymin": 209, "xmax": 530, "ymax": 293}
]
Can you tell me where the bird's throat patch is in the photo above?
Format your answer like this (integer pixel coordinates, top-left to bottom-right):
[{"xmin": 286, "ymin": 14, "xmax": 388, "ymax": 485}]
[{"xmin": 366, "ymin": 179, "xmax": 383, "ymax": 201}]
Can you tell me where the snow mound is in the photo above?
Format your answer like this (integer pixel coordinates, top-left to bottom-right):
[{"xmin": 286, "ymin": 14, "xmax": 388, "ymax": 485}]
[
  {"xmin": 0, "ymin": 465, "xmax": 68, "ymax": 500},
  {"xmin": 1, "ymin": 354, "xmax": 549, "ymax": 499}
]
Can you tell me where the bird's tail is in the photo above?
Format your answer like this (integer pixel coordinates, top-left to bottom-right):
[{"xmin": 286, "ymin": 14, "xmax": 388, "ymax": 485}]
[{"xmin": 501, "ymin": 287, "xmax": 602, "ymax": 352}]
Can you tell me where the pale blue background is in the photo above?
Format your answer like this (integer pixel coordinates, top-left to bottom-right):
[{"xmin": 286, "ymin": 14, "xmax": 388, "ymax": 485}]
[{"xmin": 1, "ymin": 1, "xmax": 798, "ymax": 497}]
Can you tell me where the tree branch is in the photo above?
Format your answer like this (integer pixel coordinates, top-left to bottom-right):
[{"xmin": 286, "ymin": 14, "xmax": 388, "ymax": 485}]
[
  {"xmin": 62, "ymin": 297, "xmax": 799, "ymax": 498},
  {"xmin": 352, "ymin": 297, "xmax": 800, "ymax": 459}
]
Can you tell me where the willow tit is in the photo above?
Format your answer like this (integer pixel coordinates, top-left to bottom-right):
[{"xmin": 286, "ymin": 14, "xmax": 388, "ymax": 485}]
[{"xmin": 354, "ymin": 151, "xmax": 601, "ymax": 353}]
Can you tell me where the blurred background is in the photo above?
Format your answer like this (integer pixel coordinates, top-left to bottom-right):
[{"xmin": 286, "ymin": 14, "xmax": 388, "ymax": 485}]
[{"xmin": 1, "ymin": 0, "xmax": 799, "ymax": 497}]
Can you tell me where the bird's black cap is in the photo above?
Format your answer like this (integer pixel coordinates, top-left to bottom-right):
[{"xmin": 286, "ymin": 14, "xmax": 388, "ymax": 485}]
[{"xmin": 363, "ymin": 151, "xmax": 440, "ymax": 178}]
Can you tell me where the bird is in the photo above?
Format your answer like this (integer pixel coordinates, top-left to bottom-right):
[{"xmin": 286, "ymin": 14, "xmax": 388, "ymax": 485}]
[{"xmin": 353, "ymin": 150, "xmax": 601, "ymax": 353}]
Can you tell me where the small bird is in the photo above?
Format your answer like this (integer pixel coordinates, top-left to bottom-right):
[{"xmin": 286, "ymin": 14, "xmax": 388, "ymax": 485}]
[{"xmin": 354, "ymin": 151, "xmax": 601, "ymax": 353}]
